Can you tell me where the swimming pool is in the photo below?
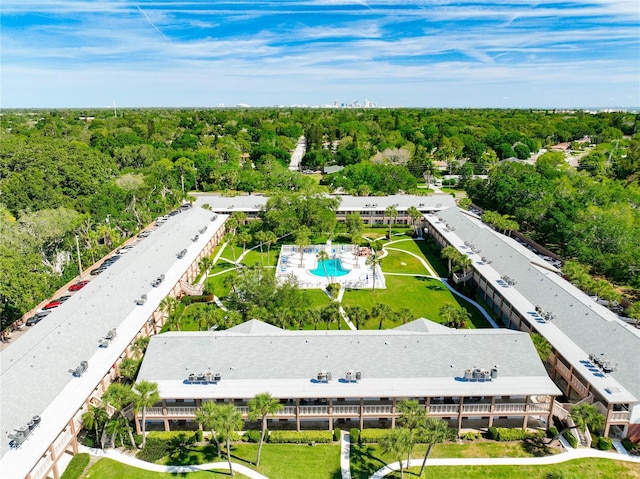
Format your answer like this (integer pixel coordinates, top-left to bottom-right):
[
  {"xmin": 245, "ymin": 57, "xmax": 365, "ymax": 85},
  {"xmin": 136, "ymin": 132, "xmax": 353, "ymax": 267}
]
[{"xmin": 310, "ymin": 258, "xmax": 351, "ymax": 277}]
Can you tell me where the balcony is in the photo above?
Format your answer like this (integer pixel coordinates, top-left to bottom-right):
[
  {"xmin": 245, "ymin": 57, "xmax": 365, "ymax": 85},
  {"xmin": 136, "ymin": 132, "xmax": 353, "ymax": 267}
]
[{"xmin": 363, "ymin": 405, "xmax": 393, "ymax": 415}]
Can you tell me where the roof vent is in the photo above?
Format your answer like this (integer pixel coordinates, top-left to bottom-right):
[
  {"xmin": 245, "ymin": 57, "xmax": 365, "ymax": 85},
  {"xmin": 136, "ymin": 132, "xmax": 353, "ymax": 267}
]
[
  {"xmin": 69, "ymin": 360, "xmax": 88, "ymax": 377},
  {"xmin": 317, "ymin": 371, "xmax": 331, "ymax": 383},
  {"xmin": 177, "ymin": 249, "xmax": 187, "ymax": 259}
]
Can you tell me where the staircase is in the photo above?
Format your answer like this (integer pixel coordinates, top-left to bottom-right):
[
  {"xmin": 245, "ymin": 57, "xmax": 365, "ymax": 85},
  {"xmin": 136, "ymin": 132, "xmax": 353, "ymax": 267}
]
[{"xmin": 179, "ymin": 280, "xmax": 204, "ymax": 296}]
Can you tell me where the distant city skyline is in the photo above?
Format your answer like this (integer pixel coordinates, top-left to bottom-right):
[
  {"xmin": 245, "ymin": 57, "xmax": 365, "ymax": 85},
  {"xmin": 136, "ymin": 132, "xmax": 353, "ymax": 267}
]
[{"xmin": 1, "ymin": 0, "xmax": 639, "ymax": 109}]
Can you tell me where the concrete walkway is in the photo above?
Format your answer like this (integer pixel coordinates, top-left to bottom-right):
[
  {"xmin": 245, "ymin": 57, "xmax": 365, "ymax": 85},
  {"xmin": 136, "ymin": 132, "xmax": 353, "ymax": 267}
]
[
  {"xmin": 369, "ymin": 446, "xmax": 640, "ymax": 479},
  {"xmin": 440, "ymin": 278, "xmax": 499, "ymax": 329},
  {"xmin": 340, "ymin": 431, "xmax": 352, "ymax": 479},
  {"xmin": 78, "ymin": 445, "xmax": 270, "ymax": 478}
]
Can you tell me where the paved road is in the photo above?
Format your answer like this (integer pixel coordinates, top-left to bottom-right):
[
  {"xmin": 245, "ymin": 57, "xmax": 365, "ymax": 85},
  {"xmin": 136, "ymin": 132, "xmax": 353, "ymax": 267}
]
[{"xmin": 289, "ymin": 136, "xmax": 306, "ymax": 171}]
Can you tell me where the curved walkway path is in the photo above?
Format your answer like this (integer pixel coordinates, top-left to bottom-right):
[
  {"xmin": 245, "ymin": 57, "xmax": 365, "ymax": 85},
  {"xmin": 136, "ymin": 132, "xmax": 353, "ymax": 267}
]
[
  {"xmin": 370, "ymin": 445, "xmax": 640, "ymax": 479},
  {"xmin": 78, "ymin": 445, "xmax": 270, "ymax": 478},
  {"xmin": 382, "ymin": 239, "xmax": 497, "ymax": 328}
]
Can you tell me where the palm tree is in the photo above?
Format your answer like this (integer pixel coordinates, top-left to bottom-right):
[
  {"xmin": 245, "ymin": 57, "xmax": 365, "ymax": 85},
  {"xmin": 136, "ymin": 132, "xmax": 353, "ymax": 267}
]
[
  {"xmin": 366, "ymin": 250, "xmax": 383, "ymax": 292},
  {"xmin": 385, "ymin": 205, "xmax": 398, "ymax": 240},
  {"xmin": 102, "ymin": 383, "xmax": 136, "ymax": 448},
  {"xmin": 82, "ymin": 404, "xmax": 109, "ymax": 449},
  {"xmin": 264, "ymin": 231, "xmax": 277, "ymax": 267},
  {"xmin": 457, "ymin": 254, "xmax": 473, "ymax": 285},
  {"xmin": 321, "ymin": 302, "xmax": 341, "ymax": 330},
  {"xmin": 236, "ymin": 231, "xmax": 252, "ymax": 258},
  {"xmin": 248, "ymin": 393, "xmax": 283, "ymax": 466},
  {"xmin": 407, "ymin": 206, "xmax": 422, "ymax": 235},
  {"xmin": 316, "ymin": 250, "xmax": 331, "ymax": 286},
  {"xmin": 254, "ymin": 230, "xmax": 267, "ymax": 265},
  {"xmin": 345, "ymin": 305, "xmax": 367, "ymax": 329},
  {"xmin": 397, "ymin": 400, "xmax": 426, "ymax": 467},
  {"xmin": 131, "ymin": 336, "xmax": 150, "ymax": 359},
  {"xmin": 160, "ymin": 296, "xmax": 181, "ymax": 331},
  {"xmin": 380, "ymin": 428, "xmax": 413, "ymax": 479},
  {"xmin": 570, "ymin": 403, "xmax": 605, "ymax": 434},
  {"xmin": 132, "ymin": 381, "xmax": 160, "ymax": 448},
  {"xmin": 417, "ymin": 418, "xmax": 455, "ymax": 477},
  {"xmin": 372, "ymin": 303, "xmax": 392, "ymax": 330},
  {"xmin": 441, "ymin": 246, "xmax": 459, "ymax": 275},
  {"xmin": 398, "ymin": 307, "xmax": 413, "ymax": 325},
  {"xmin": 439, "ymin": 303, "xmax": 458, "ymax": 327},
  {"xmin": 305, "ymin": 308, "xmax": 322, "ymax": 330},
  {"xmin": 195, "ymin": 401, "xmax": 222, "ymax": 454},
  {"xmin": 199, "ymin": 256, "xmax": 214, "ymax": 280},
  {"xmin": 295, "ymin": 226, "xmax": 311, "ymax": 267},
  {"xmin": 224, "ymin": 233, "xmax": 238, "ymax": 263},
  {"xmin": 213, "ymin": 404, "xmax": 244, "ymax": 476}
]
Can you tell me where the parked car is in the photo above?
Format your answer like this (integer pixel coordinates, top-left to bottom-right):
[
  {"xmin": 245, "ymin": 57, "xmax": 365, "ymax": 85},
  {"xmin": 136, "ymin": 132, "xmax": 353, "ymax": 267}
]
[
  {"xmin": 57, "ymin": 295, "xmax": 72, "ymax": 303},
  {"xmin": 90, "ymin": 267, "xmax": 106, "ymax": 276},
  {"xmin": 116, "ymin": 245, "xmax": 133, "ymax": 254},
  {"xmin": 26, "ymin": 311, "xmax": 51, "ymax": 326},
  {"xmin": 43, "ymin": 301, "xmax": 61, "ymax": 310},
  {"xmin": 69, "ymin": 280, "xmax": 89, "ymax": 292},
  {"xmin": 138, "ymin": 230, "xmax": 151, "ymax": 238}
]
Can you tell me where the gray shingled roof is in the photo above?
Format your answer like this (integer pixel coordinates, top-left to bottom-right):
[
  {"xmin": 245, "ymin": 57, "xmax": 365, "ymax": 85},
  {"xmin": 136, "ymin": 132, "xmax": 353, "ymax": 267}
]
[
  {"xmin": 137, "ymin": 319, "xmax": 560, "ymax": 399},
  {"xmin": 0, "ymin": 207, "xmax": 226, "ymax": 471},
  {"xmin": 194, "ymin": 193, "xmax": 457, "ymax": 213},
  {"xmin": 434, "ymin": 208, "xmax": 640, "ymax": 402}
]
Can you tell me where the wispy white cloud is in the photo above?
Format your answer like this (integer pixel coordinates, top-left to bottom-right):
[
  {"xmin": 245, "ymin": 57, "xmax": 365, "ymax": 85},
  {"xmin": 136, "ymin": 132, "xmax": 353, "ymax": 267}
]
[{"xmin": 1, "ymin": 0, "xmax": 638, "ymax": 107}]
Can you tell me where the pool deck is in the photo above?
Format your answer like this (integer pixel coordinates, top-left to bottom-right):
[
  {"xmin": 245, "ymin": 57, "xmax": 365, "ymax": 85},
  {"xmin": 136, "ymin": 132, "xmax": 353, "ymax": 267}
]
[{"xmin": 275, "ymin": 246, "xmax": 385, "ymax": 289}]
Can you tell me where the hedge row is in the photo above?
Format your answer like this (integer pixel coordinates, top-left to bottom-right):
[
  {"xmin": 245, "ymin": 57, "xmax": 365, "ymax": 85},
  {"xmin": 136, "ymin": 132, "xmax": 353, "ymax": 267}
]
[
  {"xmin": 243, "ymin": 430, "xmax": 262, "ymax": 443},
  {"xmin": 487, "ymin": 427, "xmax": 544, "ymax": 442},
  {"xmin": 147, "ymin": 431, "xmax": 198, "ymax": 442},
  {"xmin": 563, "ymin": 431, "xmax": 578, "ymax": 448},
  {"xmin": 60, "ymin": 453, "xmax": 90, "ymax": 479},
  {"xmin": 360, "ymin": 429, "xmax": 389, "ymax": 444},
  {"xmin": 269, "ymin": 430, "xmax": 333, "ymax": 444},
  {"xmin": 181, "ymin": 294, "xmax": 214, "ymax": 305}
]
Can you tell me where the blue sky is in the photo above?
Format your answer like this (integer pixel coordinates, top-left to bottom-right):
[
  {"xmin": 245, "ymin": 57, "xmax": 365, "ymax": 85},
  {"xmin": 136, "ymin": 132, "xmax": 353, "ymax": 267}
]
[{"xmin": 1, "ymin": 0, "xmax": 639, "ymax": 108}]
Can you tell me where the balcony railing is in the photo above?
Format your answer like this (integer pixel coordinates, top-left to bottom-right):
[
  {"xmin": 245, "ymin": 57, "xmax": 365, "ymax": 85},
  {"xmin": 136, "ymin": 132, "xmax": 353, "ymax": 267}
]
[
  {"xmin": 428, "ymin": 404, "xmax": 459, "ymax": 414},
  {"xmin": 363, "ymin": 405, "xmax": 393, "ymax": 415},
  {"xmin": 462, "ymin": 404, "xmax": 491, "ymax": 414},
  {"xmin": 299, "ymin": 406, "xmax": 329, "ymax": 415},
  {"xmin": 333, "ymin": 405, "xmax": 361, "ymax": 415},
  {"xmin": 610, "ymin": 411, "xmax": 630, "ymax": 422}
]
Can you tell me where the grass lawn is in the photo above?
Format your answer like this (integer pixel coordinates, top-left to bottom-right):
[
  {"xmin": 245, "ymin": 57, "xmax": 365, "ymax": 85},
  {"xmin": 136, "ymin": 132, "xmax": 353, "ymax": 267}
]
[
  {"xmin": 342, "ymin": 275, "xmax": 489, "ymax": 329},
  {"xmin": 381, "ymin": 249, "xmax": 430, "ymax": 276},
  {"xmin": 83, "ymin": 457, "xmax": 250, "ymax": 478},
  {"xmin": 403, "ymin": 459, "xmax": 640, "ymax": 479},
  {"xmin": 304, "ymin": 288, "xmax": 332, "ymax": 309},
  {"xmin": 230, "ymin": 443, "xmax": 341, "ymax": 479}
]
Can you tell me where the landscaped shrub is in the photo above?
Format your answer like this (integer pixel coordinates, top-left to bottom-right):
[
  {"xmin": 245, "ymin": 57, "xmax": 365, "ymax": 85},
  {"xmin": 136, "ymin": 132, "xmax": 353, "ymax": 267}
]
[
  {"xmin": 488, "ymin": 428, "xmax": 544, "ymax": 442},
  {"xmin": 562, "ymin": 431, "xmax": 578, "ymax": 448},
  {"xmin": 333, "ymin": 429, "xmax": 341, "ymax": 441},
  {"xmin": 359, "ymin": 429, "xmax": 389, "ymax": 443},
  {"xmin": 547, "ymin": 426, "xmax": 559, "ymax": 438},
  {"xmin": 460, "ymin": 431, "xmax": 480, "ymax": 441},
  {"xmin": 60, "ymin": 453, "xmax": 89, "ymax": 479},
  {"xmin": 147, "ymin": 431, "xmax": 197, "ymax": 443},
  {"xmin": 596, "ymin": 436, "xmax": 613, "ymax": 450},
  {"xmin": 327, "ymin": 283, "xmax": 340, "ymax": 298},
  {"xmin": 269, "ymin": 430, "xmax": 333, "ymax": 444},
  {"xmin": 136, "ymin": 437, "xmax": 171, "ymax": 463},
  {"xmin": 195, "ymin": 429, "xmax": 203, "ymax": 443},
  {"xmin": 243, "ymin": 430, "xmax": 262, "ymax": 443},
  {"xmin": 350, "ymin": 428, "xmax": 360, "ymax": 444},
  {"xmin": 622, "ymin": 438, "xmax": 640, "ymax": 455}
]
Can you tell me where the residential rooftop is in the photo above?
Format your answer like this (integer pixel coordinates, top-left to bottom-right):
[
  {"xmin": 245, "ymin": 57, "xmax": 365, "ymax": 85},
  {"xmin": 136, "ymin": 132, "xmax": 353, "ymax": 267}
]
[
  {"xmin": 137, "ymin": 319, "xmax": 560, "ymax": 400},
  {"xmin": 429, "ymin": 208, "xmax": 640, "ymax": 404},
  {"xmin": 0, "ymin": 206, "xmax": 227, "ymax": 477}
]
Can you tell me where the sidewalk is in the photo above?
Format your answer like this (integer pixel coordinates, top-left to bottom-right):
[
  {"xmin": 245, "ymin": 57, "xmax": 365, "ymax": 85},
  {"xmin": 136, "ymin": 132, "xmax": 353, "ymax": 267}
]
[
  {"xmin": 78, "ymin": 445, "xmax": 269, "ymax": 478},
  {"xmin": 370, "ymin": 445, "xmax": 640, "ymax": 479}
]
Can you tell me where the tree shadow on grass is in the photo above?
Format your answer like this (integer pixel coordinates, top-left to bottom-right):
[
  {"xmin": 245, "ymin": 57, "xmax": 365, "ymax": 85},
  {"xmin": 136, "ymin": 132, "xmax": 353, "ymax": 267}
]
[
  {"xmin": 522, "ymin": 437, "xmax": 553, "ymax": 457},
  {"xmin": 350, "ymin": 445, "xmax": 388, "ymax": 479}
]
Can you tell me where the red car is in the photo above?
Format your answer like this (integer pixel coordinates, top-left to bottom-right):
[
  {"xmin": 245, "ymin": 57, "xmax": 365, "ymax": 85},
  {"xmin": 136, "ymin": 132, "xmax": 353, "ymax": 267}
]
[
  {"xmin": 43, "ymin": 300, "xmax": 61, "ymax": 310},
  {"xmin": 68, "ymin": 280, "xmax": 89, "ymax": 292}
]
